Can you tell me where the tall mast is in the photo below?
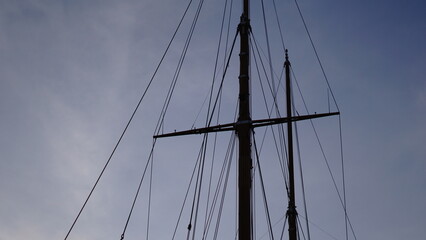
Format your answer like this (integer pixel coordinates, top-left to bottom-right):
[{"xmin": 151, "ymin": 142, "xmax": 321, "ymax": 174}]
[
  {"xmin": 285, "ymin": 50, "xmax": 298, "ymax": 240},
  {"xmin": 237, "ymin": 0, "xmax": 252, "ymax": 239}
]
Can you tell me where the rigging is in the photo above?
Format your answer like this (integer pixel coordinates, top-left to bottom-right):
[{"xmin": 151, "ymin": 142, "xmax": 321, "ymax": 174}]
[{"xmin": 64, "ymin": 0, "xmax": 358, "ymax": 239}]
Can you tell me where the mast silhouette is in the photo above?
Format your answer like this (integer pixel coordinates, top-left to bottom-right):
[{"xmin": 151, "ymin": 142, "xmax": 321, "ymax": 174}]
[
  {"xmin": 285, "ymin": 50, "xmax": 298, "ymax": 240},
  {"xmin": 236, "ymin": 0, "xmax": 252, "ymax": 239},
  {"xmin": 154, "ymin": 1, "xmax": 339, "ymax": 239}
]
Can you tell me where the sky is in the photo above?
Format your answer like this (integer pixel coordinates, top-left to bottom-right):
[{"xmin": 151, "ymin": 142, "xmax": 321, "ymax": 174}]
[{"xmin": 1, "ymin": 0, "xmax": 426, "ymax": 239}]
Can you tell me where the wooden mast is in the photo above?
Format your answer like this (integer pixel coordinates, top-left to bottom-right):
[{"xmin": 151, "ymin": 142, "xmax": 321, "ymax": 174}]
[
  {"xmin": 236, "ymin": 0, "xmax": 252, "ymax": 239},
  {"xmin": 285, "ymin": 50, "xmax": 298, "ymax": 240}
]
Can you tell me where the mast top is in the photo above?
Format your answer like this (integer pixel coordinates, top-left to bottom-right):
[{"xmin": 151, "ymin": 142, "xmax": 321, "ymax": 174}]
[{"xmin": 285, "ymin": 49, "xmax": 290, "ymax": 66}]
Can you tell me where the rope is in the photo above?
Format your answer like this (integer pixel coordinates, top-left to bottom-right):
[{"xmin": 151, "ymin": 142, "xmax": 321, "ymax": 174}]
[
  {"xmin": 291, "ymin": 64, "xmax": 358, "ymax": 239},
  {"xmin": 197, "ymin": 28, "xmax": 239, "ymax": 240},
  {"xmin": 271, "ymin": 0, "xmax": 287, "ymax": 50},
  {"xmin": 171, "ymin": 141, "xmax": 205, "ymax": 240},
  {"xmin": 204, "ymin": 0, "xmax": 230, "ymax": 127},
  {"xmin": 154, "ymin": 0, "xmax": 206, "ymax": 137},
  {"xmin": 189, "ymin": 134, "xmax": 209, "ymax": 240},
  {"xmin": 120, "ymin": 142, "xmax": 156, "ymax": 239},
  {"xmin": 339, "ymin": 116, "xmax": 358, "ymax": 240},
  {"xmin": 260, "ymin": 0, "xmax": 278, "ymax": 102},
  {"xmin": 202, "ymin": 0, "xmax": 232, "ymax": 232},
  {"xmin": 309, "ymin": 116, "xmax": 359, "ymax": 239},
  {"xmin": 212, "ymin": 135, "xmax": 236, "ymax": 240},
  {"xmin": 146, "ymin": 145, "xmax": 154, "ymax": 239},
  {"xmin": 121, "ymin": 0, "xmax": 206, "ymax": 238},
  {"xmin": 279, "ymin": 214, "xmax": 288, "ymax": 240},
  {"xmin": 291, "ymin": 71, "xmax": 312, "ymax": 240},
  {"xmin": 251, "ymin": 39, "xmax": 285, "ymax": 165},
  {"xmin": 294, "ymin": 0, "xmax": 339, "ymax": 111},
  {"xmin": 204, "ymin": 103, "xmax": 239, "ymax": 238},
  {"xmin": 298, "ymin": 215, "xmax": 340, "ymax": 240},
  {"xmin": 297, "ymin": 216, "xmax": 307, "ymax": 240},
  {"xmin": 185, "ymin": 28, "xmax": 238, "ymax": 240},
  {"xmin": 257, "ymin": 214, "xmax": 288, "ymax": 240},
  {"xmin": 205, "ymin": 29, "xmax": 239, "ymax": 127},
  {"xmin": 252, "ymin": 131, "xmax": 275, "ymax": 240},
  {"xmin": 251, "ymin": 34, "xmax": 289, "ymax": 196},
  {"xmin": 185, "ymin": 137, "xmax": 207, "ymax": 240},
  {"xmin": 63, "ymin": 0, "xmax": 196, "ymax": 238},
  {"xmin": 294, "ymin": 120, "xmax": 311, "ymax": 240}
]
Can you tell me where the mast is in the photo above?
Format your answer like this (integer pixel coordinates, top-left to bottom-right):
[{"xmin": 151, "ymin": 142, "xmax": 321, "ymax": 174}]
[
  {"xmin": 154, "ymin": 2, "xmax": 340, "ymax": 239},
  {"xmin": 236, "ymin": 0, "xmax": 252, "ymax": 239},
  {"xmin": 285, "ymin": 50, "xmax": 298, "ymax": 240}
]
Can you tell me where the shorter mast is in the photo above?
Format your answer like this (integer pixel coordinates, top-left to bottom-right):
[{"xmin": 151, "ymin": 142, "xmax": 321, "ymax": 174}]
[{"xmin": 285, "ymin": 50, "xmax": 298, "ymax": 240}]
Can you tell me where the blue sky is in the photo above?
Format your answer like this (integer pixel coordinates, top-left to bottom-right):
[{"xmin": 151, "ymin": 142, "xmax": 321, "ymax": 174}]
[{"xmin": 1, "ymin": 0, "xmax": 425, "ymax": 239}]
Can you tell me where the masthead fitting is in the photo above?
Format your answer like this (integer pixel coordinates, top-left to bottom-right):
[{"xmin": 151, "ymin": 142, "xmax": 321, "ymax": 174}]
[{"xmin": 285, "ymin": 49, "xmax": 290, "ymax": 67}]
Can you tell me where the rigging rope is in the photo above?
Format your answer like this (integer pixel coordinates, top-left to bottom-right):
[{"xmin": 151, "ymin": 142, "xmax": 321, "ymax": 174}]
[
  {"xmin": 212, "ymin": 135, "xmax": 236, "ymax": 240},
  {"xmin": 172, "ymin": 4, "xmax": 239, "ymax": 237},
  {"xmin": 65, "ymin": 0, "xmax": 355, "ymax": 239},
  {"xmin": 63, "ymin": 0, "xmax": 196, "ymax": 238},
  {"xmin": 189, "ymin": 134, "xmax": 208, "ymax": 240},
  {"xmin": 271, "ymin": 0, "xmax": 287, "ymax": 50},
  {"xmin": 293, "ymin": 0, "xmax": 339, "ymax": 111},
  {"xmin": 291, "ymin": 66, "xmax": 357, "ymax": 240},
  {"xmin": 297, "ymin": 216, "xmax": 307, "ymax": 240},
  {"xmin": 257, "ymin": 214, "xmax": 288, "ymax": 240},
  {"xmin": 252, "ymin": 130, "xmax": 275, "ymax": 240},
  {"xmin": 146, "ymin": 144, "xmax": 154, "ymax": 239},
  {"xmin": 339, "ymin": 115, "xmax": 354, "ymax": 240},
  {"xmin": 298, "ymin": 215, "xmax": 340, "ymax": 240},
  {"xmin": 250, "ymin": 34, "xmax": 290, "ymax": 197},
  {"xmin": 204, "ymin": 101, "xmax": 239, "ymax": 239},
  {"xmin": 154, "ymin": 0, "xmax": 205, "ymax": 136},
  {"xmin": 252, "ymin": 3, "xmax": 355, "ymax": 238},
  {"xmin": 294, "ymin": 120, "xmax": 311, "ymax": 240},
  {"xmin": 202, "ymin": 0, "xmax": 232, "ymax": 232},
  {"xmin": 171, "ymin": 141, "xmax": 204, "ymax": 240},
  {"xmin": 120, "ymin": 142, "xmax": 156, "ymax": 240},
  {"xmin": 279, "ymin": 214, "xmax": 288, "ymax": 240},
  {"xmin": 187, "ymin": 29, "xmax": 238, "ymax": 240},
  {"xmin": 253, "ymin": 7, "xmax": 287, "ymax": 196},
  {"xmin": 121, "ymin": 0, "xmax": 208, "ymax": 238},
  {"xmin": 260, "ymin": 0, "xmax": 278, "ymax": 103}
]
